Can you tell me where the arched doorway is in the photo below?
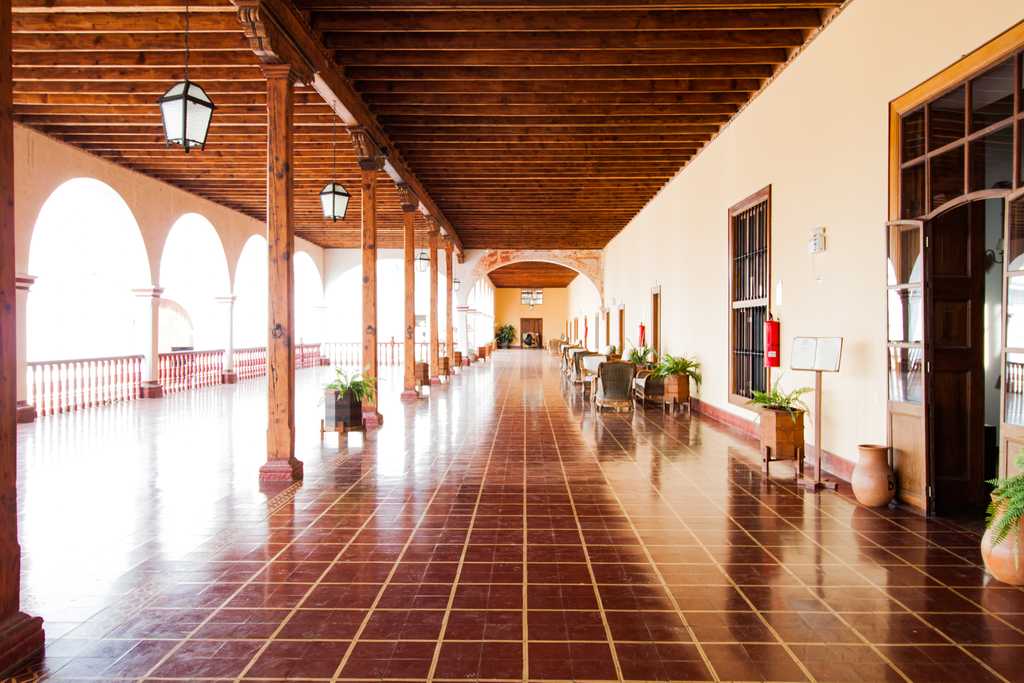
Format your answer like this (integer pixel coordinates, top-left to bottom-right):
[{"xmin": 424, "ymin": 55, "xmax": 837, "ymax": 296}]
[
  {"xmin": 294, "ymin": 251, "xmax": 325, "ymax": 345},
  {"xmin": 233, "ymin": 235, "xmax": 268, "ymax": 349},
  {"xmin": 27, "ymin": 178, "xmax": 151, "ymax": 361},
  {"xmin": 159, "ymin": 213, "xmax": 230, "ymax": 351}
]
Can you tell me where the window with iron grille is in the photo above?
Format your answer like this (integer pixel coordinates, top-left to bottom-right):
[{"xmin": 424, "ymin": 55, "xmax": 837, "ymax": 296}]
[
  {"xmin": 520, "ymin": 289, "xmax": 543, "ymax": 305},
  {"xmin": 729, "ymin": 188, "xmax": 771, "ymax": 401}
]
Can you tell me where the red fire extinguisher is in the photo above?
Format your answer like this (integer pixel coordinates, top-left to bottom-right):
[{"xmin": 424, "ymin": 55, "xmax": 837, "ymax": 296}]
[{"xmin": 764, "ymin": 315, "xmax": 780, "ymax": 368}]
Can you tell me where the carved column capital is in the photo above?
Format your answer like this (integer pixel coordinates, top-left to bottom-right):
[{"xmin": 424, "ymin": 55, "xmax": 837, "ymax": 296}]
[
  {"xmin": 396, "ymin": 183, "xmax": 418, "ymax": 213},
  {"xmin": 426, "ymin": 216, "xmax": 441, "ymax": 236},
  {"xmin": 348, "ymin": 126, "xmax": 386, "ymax": 172}
]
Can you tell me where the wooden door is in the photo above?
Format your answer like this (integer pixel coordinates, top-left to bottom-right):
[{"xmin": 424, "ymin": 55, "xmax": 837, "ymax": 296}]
[
  {"xmin": 887, "ymin": 220, "xmax": 928, "ymax": 511},
  {"xmin": 617, "ymin": 308, "xmax": 625, "ymax": 351},
  {"xmin": 1001, "ymin": 189, "xmax": 1024, "ymax": 478},
  {"xmin": 520, "ymin": 317, "xmax": 542, "ymax": 348},
  {"xmin": 926, "ymin": 202, "xmax": 987, "ymax": 515},
  {"xmin": 651, "ymin": 291, "xmax": 661, "ymax": 359}
]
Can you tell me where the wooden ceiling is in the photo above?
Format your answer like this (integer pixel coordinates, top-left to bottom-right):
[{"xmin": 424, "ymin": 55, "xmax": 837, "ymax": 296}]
[
  {"xmin": 10, "ymin": 0, "xmax": 842, "ymax": 252},
  {"xmin": 304, "ymin": 0, "xmax": 842, "ymax": 249},
  {"xmin": 489, "ymin": 261, "xmax": 578, "ymax": 288},
  {"xmin": 9, "ymin": 0, "xmax": 435, "ymax": 249}
]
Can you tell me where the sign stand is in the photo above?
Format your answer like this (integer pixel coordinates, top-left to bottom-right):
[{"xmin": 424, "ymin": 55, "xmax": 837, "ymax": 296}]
[{"xmin": 790, "ymin": 337, "xmax": 843, "ymax": 492}]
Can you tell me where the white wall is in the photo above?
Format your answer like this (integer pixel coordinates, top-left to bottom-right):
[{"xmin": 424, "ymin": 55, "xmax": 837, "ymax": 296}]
[
  {"xmin": 602, "ymin": 0, "xmax": 1024, "ymax": 467},
  {"xmin": 567, "ymin": 275, "xmax": 602, "ymax": 349}
]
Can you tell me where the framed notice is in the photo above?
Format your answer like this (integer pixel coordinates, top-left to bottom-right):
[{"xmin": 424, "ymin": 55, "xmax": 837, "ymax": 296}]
[{"xmin": 791, "ymin": 336, "xmax": 843, "ymax": 372}]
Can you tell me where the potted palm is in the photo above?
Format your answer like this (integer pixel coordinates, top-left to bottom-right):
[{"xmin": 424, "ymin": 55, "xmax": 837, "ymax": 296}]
[
  {"xmin": 495, "ymin": 323, "xmax": 516, "ymax": 349},
  {"xmin": 748, "ymin": 377, "xmax": 812, "ymax": 477},
  {"xmin": 652, "ymin": 354, "xmax": 702, "ymax": 410},
  {"xmin": 325, "ymin": 368, "xmax": 376, "ymax": 431},
  {"xmin": 982, "ymin": 455, "xmax": 1024, "ymax": 585}
]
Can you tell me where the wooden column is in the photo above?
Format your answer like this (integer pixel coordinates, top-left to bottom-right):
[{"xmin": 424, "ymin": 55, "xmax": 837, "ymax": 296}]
[
  {"xmin": 428, "ymin": 218, "xmax": 441, "ymax": 384},
  {"xmin": 260, "ymin": 64, "xmax": 302, "ymax": 483},
  {"xmin": 445, "ymin": 239, "xmax": 454, "ymax": 374},
  {"xmin": 351, "ymin": 127, "xmax": 386, "ymax": 426},
  {"xmin": 398, "ymin": 184, "xmax": 419, "ymax": 400},
  {"xmin": 0, "ymin": 0, "xmax": 44, "ymax": 672}
]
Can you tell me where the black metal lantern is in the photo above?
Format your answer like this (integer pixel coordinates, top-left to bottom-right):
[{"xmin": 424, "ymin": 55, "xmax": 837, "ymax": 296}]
[
  {"xmin": 320, "ymin": 116, "xmax": 350, "ymax": 221},
  {"xmin": 415, "ymin": 250, "xmax": 430, "ymax": 273},
  {"xmin": 159, "ymin": 2, "xmax": 214, "ymax": 152}
]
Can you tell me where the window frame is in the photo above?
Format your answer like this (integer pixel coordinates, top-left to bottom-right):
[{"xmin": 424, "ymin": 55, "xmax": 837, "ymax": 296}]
[{"xmin": 728, "ymin": 186, "xmax": 772, "ymax": 407}]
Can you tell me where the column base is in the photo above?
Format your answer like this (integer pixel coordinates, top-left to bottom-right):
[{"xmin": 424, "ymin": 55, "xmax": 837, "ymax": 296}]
[
  {"xmin": 0, "ymin": 611, "xmax": 44, "ymax": 677},
  {"xmin": 429, "ymin": 376, "xmax": 442, "ymax": 385},
  {"xmin": 400, "ymin": 390, "xmax": 420, "ymax": 401},
  {"xmin": 15, "ymin": 400, "xmax": 36, "ymax": 424},
  {"xmin": 362, "ymin": 411, "xmax": 383, "ymax": 429},
  {"xmin": 140, "ymin": 381, "xmax": 164, "ymax": 398},
  {"xmin": 319, "ymin": 357, "xmax": 331, "ymax": 366},
  {"xmin": 259, "ymin": 458, "xmax": 304, "ymax": 482},
  {"xmin": 462, "ymin": 358, "xmax": 471, "ymax": 367},
  {"xmin": 221, "ymin": 371, "xmax": 238, "ymax": 384}
]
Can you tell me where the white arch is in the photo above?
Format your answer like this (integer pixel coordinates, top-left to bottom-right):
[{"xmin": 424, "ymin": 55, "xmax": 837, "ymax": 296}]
[
  {"xmin": 158, "ymin": 213, "xmax": 231, "ymax": 351},
  {"xmin": 458, "ymin": 249, "xmax": 603, "ymax": 308},
  {"xmin": 233, "ymin": 234, "xmax": 268, "ymax": 348},
  {"xmin": 27, "ymin": 178, "xmax": 151, "ymax": 361},
  {"xmin": 294, "ymin": 251, "xmax": 325, "ymax": 344}
]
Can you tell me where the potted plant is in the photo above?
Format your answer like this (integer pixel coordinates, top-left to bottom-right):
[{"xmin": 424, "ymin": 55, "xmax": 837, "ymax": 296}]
[
  {"xmin": 652, "ymin": 354, "xmax": 702, "ymax": 409},
  {"xmin": 627, "ymin": 345, "xmax": 653, "ymax": 368},
  {"xmin": 495, "ymin": 323, "xmax": 516, "ymax": 349},
  {"xmin": 324, "ymin": 368, "xmax": 376, "ymax": 431},
  {"xmin": 982, "ymin": 455, "xmax": 1024, "ymax": 585},
  {"xmin": 748, "ymin": 377, "xmax": 812, "ymax": 477}
]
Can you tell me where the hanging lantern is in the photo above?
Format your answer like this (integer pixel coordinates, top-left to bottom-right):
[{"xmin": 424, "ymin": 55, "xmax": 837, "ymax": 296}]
[
  {"xmin": 320, "ymin": 183, "xmax": 350, "ymax": 222},
  {"xmin": 416, "ymin": 250, "xmax": 430, "ymax": 273},
  {"xmin": 320, "ymin": 116, "xmax": 350, "ymax": 221},
  {"xmin": 159, "ymin": 2, "xmax": 214, "ymax": 152},
  {"xmin": 453, "ymin": 277, "xmax": 461, "ymax": 292}
]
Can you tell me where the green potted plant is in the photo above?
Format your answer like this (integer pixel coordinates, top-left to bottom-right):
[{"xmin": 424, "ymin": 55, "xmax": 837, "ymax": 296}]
[
  {"xmin": 982, "ymin": 454, "xmax": 1024, "ymax": 585},
  {"xmin": 748, "ymin": 377, "xmax": 812, "ymax": 477},
  {"xmin": 627, "ymin": 345, "xmax": 652, "ymax": 367},
  {"xmin": 652, "ymin": 354, "xmax": 702, "ymax": 409},
  {"xmin": 325, "ymin": 368, "xmax": 376, "ymax": 430},
  {"xmin": 495, "ymin": 323, "xmax": 516, "ymax": 349}
]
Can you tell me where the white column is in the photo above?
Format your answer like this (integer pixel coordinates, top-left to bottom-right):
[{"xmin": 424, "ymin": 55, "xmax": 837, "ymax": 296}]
[
  {"xmin": 133, "ymin": 286, "xmax": 163, "ymax": 398},
  {"xmin": 15, "ymin": 274, "xmax": 35, "ymax": 423},
  {"xmin": 216, "ymin": 295, "xmax": 237, "ymax": 383}
]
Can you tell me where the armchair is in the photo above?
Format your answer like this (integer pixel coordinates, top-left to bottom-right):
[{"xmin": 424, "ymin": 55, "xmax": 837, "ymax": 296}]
[{"xmin": 595, "ymin": 361, "xmax": 635, "ymax": 412}]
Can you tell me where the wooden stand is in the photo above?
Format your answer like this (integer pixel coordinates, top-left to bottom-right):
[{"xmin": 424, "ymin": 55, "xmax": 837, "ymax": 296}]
[
  {"xmin": 798, "ymin": 370, "xmax": 839, "ymax": 492},
  {"xmin": 320, "ymin": 418, "xmax": 364, "ymax": 444}
]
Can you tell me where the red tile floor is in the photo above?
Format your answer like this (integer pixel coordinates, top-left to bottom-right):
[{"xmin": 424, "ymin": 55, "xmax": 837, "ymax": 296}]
[{"xmin": 12, "ymin": 350, "xmax": 1024, "ymax": 681}]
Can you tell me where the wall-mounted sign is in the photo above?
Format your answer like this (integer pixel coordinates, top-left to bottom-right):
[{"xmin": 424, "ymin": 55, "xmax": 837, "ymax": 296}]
[{"xmin": 791, "ymin": 336, "xmax": 843, "ymax": 373}]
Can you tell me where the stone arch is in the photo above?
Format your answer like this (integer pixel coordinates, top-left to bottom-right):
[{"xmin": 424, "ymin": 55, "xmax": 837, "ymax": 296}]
[{"xmin": 461, "ymin": 249, "xmax": 603, "ymax": 306}]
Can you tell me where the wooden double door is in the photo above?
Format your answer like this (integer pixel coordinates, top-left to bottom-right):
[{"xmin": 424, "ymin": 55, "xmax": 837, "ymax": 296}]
[
  {"xmin": 888, "ymin": 194, "xmax": 1024, "ymax": 516},
  {"xmin": 520, "ymin": 318, "xmax": 542, "ymax": 348}
]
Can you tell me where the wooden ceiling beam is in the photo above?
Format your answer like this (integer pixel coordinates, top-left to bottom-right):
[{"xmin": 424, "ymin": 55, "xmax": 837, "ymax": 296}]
[
  {"xmin": 353, "ymin": 78, "xmax": 760, "ymax": 93},
  {"xmin": 323, "ymin": 29, "xmax": 806, "ymax": 50},
  {"xmin": 363, "ymin": 91, "xmax": 749, "ymax": 105},
  {"xmin": 337, "ymin": 48, "xmax": 786, "ymax": 67},
  {"xmin": 296, "ymin": 1, "xmax": 839, "ymax": 9},
  {"xmin": 12, "ymin": 11, "xmax": 240, "ymax": 32},
  {"xmin": 14, "ymin": 66, "xmax": 263, "ymax": 81},
  {"xmin": 313, "ymin": 9, "xmax": 822, "ymax": 32},
  {"xmin": 12, "ymin": 32, "xmax": 251, "ymax": 51},
  {"xmin": 374, "ymin": 103, "xmax": 737, "ymax": 116},
  {"xmin": 14, "ymin": 50, "xmax": 263, "ymax": 67},
  {"xmin": 344, "ymin": 64, "xmax": 773, "ymax": 81}
]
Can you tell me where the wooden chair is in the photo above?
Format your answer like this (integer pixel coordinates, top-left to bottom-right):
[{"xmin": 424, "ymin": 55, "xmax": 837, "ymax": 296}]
[
  {"xmin": 633, "ymin": 369, "xmax": 665, "ymax": 410},
  {"xmin": 580, "ymin": 354, "xmax": 607, "ymax": 396}
]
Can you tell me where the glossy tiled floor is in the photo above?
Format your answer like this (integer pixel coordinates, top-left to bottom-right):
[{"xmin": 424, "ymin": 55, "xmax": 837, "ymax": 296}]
[{"xmin": 13, "ymin": 351, "xmax": 1024, "ymax": 682}]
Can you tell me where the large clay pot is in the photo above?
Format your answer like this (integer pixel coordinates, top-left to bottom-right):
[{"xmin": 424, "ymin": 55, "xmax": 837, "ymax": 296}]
[
  {"xmin": 982, "ymin": 500, "xmax": 1024, "ymax": 586},
  {"xmin": 852, "ymin": 444, "xmax": 895, "ymax": 507}
]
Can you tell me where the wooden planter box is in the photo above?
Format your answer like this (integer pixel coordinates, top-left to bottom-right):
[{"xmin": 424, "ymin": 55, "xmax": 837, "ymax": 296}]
[
  {"xmin": 662, "ymin": 374, "xmax": 691, "ymax": 414},
  {"xmin": 325, "ymin": 389, "xmax": 362, "ymax": 431},
  {"xmin": 759, "ymin": 408, "xmax": 805, "ymax": 478},
  {"xmin": 478, "ymin": 346, "xmax": 488, "ymax": 360},
  {"xmin": 453, "ymin": 351, "xmax": 463, "ymax": 367},
  {"xmin": 414, "ymin": 362, "xmax": 430, "ymax": 387}
]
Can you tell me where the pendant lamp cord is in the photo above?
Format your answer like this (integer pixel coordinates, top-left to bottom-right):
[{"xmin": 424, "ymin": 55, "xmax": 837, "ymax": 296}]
[{"xmin": 184, "ymin": 1, "xmax": 190, "ymax": 82}]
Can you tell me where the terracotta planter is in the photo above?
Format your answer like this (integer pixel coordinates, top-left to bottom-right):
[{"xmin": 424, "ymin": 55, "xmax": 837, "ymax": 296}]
[
  {"xmin": 852, "ymin": 444, "xmax": 896, "ymax": 507},
  {"xmin": 982, "ymin": 499, "xmax": 1024, "ymax": 586}
]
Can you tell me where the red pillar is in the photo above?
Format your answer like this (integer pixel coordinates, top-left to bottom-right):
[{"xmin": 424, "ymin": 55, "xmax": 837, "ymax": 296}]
[{"xmin": 0, "ymin": 0, "xmax": 45, "ymax": 673}]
